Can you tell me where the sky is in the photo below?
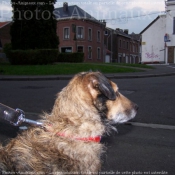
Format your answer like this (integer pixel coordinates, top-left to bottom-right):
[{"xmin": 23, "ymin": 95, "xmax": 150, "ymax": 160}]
[{"xmin": 0, "ymin": 0, "xmax": 165, "ymax": 34}]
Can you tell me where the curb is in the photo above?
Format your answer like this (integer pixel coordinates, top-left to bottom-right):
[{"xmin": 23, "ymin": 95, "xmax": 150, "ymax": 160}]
[
  {"xmin": 0, "ymin": 72, "xmax": 175, "ymax": 81},
  {"xmin": 127, "ymin": 122, "xmax": 175, "ymax": 130},
  {"xmin": 107, "ymin": 72, "xmax": 175, "ymax": 79},
  {"xmin": 0, "ymin": 76, "xmax": 72, "ymax": 81}
]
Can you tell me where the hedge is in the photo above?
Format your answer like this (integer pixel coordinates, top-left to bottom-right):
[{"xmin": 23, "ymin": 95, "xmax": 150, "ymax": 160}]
[
  {"xmin": 3, "ymin": 43, "xmax": 12, "ymax": 58},
  {"xmin": 57, "ymin": 53, "xmax": 84, "ymax": 63},
  {"xmin": 9, "ymin": 49, "xmax": 58, "ymax": 65}
]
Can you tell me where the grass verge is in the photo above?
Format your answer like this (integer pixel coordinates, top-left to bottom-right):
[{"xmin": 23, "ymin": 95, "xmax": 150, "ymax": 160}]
[{"xmin": 0, "ymin": 63, "xmax": 149, "ymax": 75}]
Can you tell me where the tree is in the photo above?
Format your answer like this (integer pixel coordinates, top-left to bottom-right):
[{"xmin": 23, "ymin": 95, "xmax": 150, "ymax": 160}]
[{"xmin": 10, "ymin": 0, "xmax": 59, "ymax": 50}]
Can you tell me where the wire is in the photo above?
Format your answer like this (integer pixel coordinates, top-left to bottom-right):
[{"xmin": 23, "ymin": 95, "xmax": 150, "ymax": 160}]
[
  {"xmin": 0, "ymin": 6, "xmax": 167, "ymax": 22},
  {"xmin": 101, "ymin": 11, "xmax": 166, "ymax": 21}
]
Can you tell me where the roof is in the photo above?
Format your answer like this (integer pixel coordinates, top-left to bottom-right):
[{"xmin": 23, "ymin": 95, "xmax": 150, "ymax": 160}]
[
  {"xmin": 129, "ymin": 33, "xmax": 141, "ymax": 41},
  {"xmin": 0, "ymin": 21, "xmax": 11, "ymax": 29},
  {"xmin": 105, "ymin": 27, "xmax": 132, "ymax": 39},
  {"xmin": 115, "ymin": 29, "xmax": 131, "ymax": 39},
  {"xmin": 54, "ymin": 5, "xmax": 96, "ymax": 21},
  {"xmin": 166, "ymin": 0, "xmax": 175, "ymax": 5},
  {"xmin": 140, "ymin": 16, "xmax": 162, "ymax": 34}
]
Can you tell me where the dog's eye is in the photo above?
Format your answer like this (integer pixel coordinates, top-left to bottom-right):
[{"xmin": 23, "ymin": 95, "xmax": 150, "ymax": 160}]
[
  {"xmin": 116, "ymin": 91, "xmax": 120, "ymax": 97},
  {"xmin": 94, "ymin": 84, "xmax": 99, "ymax": 88}
]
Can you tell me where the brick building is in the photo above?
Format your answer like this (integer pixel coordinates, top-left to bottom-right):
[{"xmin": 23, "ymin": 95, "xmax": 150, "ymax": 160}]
[
  {"xmin": 0, "ymin": 4, "xmax": 141, "ymax": 64},
  {"xmin": 54, "ymin": 2, "xmax": 106, "ymax": 62},
  {"xmin": 0, "ymin": 22, "xmax": 11, "ymax": 50},
  {"xmin": 104, "ymin": 28, "xmax": 141, "ymax": 63}
]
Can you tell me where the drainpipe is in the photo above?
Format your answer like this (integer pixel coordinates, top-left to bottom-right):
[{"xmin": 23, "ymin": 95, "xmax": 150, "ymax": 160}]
[
  {"xmin": 164, "ymin": 42, "xmax": 166, "ymax": 64},
  {"xmin": 165, "ymin": 46, "xmax": 168, "ymax": 64},
  {"xmin": 152, "ymin": 45, "xmax": 154, "ymax": 63},
  {"xmin": 106, "ymin": 31, "xmax": 111, "ymax": 62},
  {"xmin": 111, "ymin": 30, "xmax": 113, "ymax": 62}
]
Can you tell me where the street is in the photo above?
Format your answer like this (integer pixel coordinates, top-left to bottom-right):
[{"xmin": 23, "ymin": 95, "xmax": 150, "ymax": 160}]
[{"xmin": 0, "ymin": 75, "xmax": 175, "ymax": 174}]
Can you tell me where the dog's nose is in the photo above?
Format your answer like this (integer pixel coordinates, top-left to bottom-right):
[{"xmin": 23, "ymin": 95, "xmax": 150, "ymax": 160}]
[{"xmin": 134, "ymin": 104, "xmax": 139, "ymax": 111}]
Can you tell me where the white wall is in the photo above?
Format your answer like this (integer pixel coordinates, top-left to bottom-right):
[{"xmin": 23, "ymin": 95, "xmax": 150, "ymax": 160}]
[{"xmin": 141, "ymin": 15, "xmax": 166, "ymax": 63}]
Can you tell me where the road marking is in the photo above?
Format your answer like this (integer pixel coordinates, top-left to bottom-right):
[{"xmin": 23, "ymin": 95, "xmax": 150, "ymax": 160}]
[
  {"xmin": 127, "ymin": 122, "xmax": 175, "ymax": 130},
  {"xmin": 167, "ymin": 66, "xmax": 175, "ymax": 68},
  {"xmin": 25, "ymin": 112, "xmax": 175, "ymax": 130}
]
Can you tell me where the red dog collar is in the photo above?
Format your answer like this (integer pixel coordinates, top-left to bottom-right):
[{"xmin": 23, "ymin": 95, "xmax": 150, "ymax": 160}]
[
  {"xmin": 44, "ymin": 124, "xmax": 101, "ymax": 143},
  {"xmin": 56, "ymin": 132, "xmax": 101, "ymax": 143}
]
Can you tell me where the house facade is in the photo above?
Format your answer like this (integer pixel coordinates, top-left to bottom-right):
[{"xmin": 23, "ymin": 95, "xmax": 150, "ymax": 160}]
[
  {"xmin": 54, "ymin": 3, "xmax": 106, "ymax": 62},
  {"xmin": 140, "ymin": 0, "xmax": 175, "ymax": 64},
  {"xmin": 104, "ymin": 28, "xmax": 140, "ymax": 63},
  {"xmin": 0, "ymin": 3, "xmax": 141, "ymax": 64},
  {"xmin": 140, "ymin": 15, "xmax": 166, "ymax": 63}
]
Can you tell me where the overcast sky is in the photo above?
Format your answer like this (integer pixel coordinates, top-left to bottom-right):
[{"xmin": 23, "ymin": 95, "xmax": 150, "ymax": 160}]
[{"xmin": 0, "ymin": 0, "xmax": 165, "ymax": 34}]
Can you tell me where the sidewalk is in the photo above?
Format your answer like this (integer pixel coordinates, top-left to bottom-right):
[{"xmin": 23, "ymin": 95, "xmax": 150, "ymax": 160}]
[{"xmin": 0, "ymin": 64, "xmax": 175, "ymax": 81}]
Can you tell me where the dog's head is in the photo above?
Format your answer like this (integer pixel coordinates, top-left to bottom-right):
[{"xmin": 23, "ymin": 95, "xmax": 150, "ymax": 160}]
[{"xmin": 77, "ymin": 71, "xmax": 138, "ymax": 124}]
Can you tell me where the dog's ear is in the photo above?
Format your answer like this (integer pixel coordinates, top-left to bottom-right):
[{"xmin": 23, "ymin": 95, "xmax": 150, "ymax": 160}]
[{"xmin": 91, "ymin": 75, "xmax": 116, "ymax": 100}]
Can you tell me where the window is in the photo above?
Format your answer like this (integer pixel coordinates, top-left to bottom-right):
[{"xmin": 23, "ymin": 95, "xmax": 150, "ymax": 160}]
[
  {"xmin": 119, "ymin": 39, "xmax": 122, "ymax": 48},
  {"xmin": 88, "ymin": 46, "xmax": 92, "ymax": 59},
  {"xmin": 97, "ymin": 47, "xmax": 101, "ymax": 59},
  {"xmin": 133, "ymin": 45, "xmax": 135, "ymax": 52},
  {"xmin": 126, "ymin": 42, "xmax": 129, "ymax": 50},
  {"xmin": 104, "ymin": 30, "xmax": 108, "ymax": 35},
  {"xmin": 77, "ymin": 46, "xmax": 83, "ymax": 52},
  {"xmin": 135, "ymin": 45, "xmax": 137, "ymax": 53},
  {"xmin": 61, "ymin": 47, "xmax": 72, "ymax": 53},
  {"xmin": 130, "ymin": 43, "xmax": 132, "ymax": 51},
  {"xmin": 97, "ymin": 31, "xmax": 101, "ymax": 42},
  {"xmin": 77, "ymin": 26, "xmax": 84, "ymax": 39},
  {"xmin": 64, "ymin": 28, "xmax": 70, "ymax": 39},
  {"xmin": 88, "ymin": 28, "xmax": 92, "ymax": 41},
  {"xmin": 123, "ymin": 40, "xmax": 125, "ymax": 49},
  {"xmin": 118, "ymin": 55, "xmax": 122, "ymax": 63}
]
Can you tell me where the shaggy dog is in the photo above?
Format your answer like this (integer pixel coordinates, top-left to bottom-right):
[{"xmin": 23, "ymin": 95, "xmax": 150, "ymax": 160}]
[{"xmin": 0, "ymin": 71, "xmax": 138, "ymax": 175}]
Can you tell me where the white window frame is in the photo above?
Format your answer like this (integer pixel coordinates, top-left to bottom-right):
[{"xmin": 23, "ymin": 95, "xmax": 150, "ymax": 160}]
[
  {"xmin": 88, "ymin": 46, "xmax": 92, "ymax": 59},
  {"xmin": 77, "ymin": 26, "xmax": 84, "ymax": 39},
  {"xmin": 97, "ymin": 47, "xmax": 101, "ymax": 59},
  {"xmin": 88, "ymin": 28, "xmax": 92, "ymax": 41},
  {"xmin": 63, "ymin": 27, "xmax": 70, "ymax": 39},
  {"xmin": 61, "ymin": 47, "xmax": 73, "ymax": 53}
]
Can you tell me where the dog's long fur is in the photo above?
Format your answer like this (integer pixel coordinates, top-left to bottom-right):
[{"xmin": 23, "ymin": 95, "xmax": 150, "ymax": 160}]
[{"xmin": 0, "ymin": 72, "xmax": 138, "ymax": 175}]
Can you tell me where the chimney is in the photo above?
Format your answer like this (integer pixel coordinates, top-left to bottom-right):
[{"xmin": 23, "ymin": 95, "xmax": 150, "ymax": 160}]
[
  {"xmin": 124, "ymin": 29, "xmax": 129, "ymax": 35},
  {"xmin": 102, "ymin": 20, "xmax": 106, "ymax": 27},
  {"xmin": 63, "ymin": 2, "xmax": 68, "ymax": 12}
]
